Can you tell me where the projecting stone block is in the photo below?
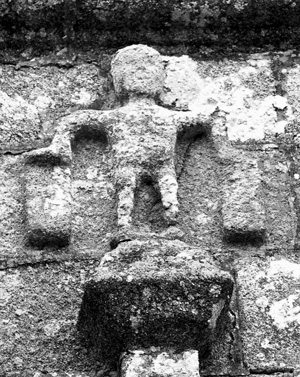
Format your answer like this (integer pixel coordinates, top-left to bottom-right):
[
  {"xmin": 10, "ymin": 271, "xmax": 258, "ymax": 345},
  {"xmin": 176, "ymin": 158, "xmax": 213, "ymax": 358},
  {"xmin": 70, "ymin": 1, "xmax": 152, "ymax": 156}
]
[
  {"xmin": 77, "ymin": 239, "xmax": 234, "ymax": 364},
  {"xmin": 121, "ymin": 348, "xmax": 200, "ymax": 377},
  {"xmin": 222, "ymin": 158, "xmax": 266, "ymax": 244},
  {"xmin": 24, "ymin": 164, "xmax": 72, "ymax": 248}
]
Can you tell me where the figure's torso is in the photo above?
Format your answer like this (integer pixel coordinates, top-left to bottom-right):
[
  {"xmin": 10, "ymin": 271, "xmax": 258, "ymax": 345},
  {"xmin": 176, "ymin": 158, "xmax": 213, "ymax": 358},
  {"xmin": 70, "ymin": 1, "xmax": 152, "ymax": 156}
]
[{"xmin": 109, "ymin": 104, "xmax": 177, "ymax": 170}]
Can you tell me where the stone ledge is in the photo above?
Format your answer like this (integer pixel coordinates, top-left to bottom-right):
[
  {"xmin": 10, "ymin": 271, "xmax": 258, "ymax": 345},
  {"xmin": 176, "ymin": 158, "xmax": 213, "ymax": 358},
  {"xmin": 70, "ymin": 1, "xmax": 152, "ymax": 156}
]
[{"xmin": 1, "ymin": 0, "xmax": 300, "ymax": 51}]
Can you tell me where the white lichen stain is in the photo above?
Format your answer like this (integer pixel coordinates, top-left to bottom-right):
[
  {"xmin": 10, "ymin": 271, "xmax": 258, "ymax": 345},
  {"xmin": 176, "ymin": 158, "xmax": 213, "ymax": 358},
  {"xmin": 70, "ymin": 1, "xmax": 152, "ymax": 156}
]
[
  {"xmin": 272, "ymin": 95, "xmax": 288, "ymax": 110},
  {"xmin": 86, "ymin": 167, "xmax": 98, "ymax": 180},
  {"xmin": 256, "ymin": 295, "xmax": 269, "ymax": 309},
  {"xmin": 0, "ymin": 90, "xmax": 39, "ymax": 122},
  {"xmin": 33, "ymin": 95, "xmax": 54, "ymax": 110},
  {"xmin": 239, "ymin": 66, "xmax": 258, "ymax": 76},
  {"xmin": 71, "ymin": 88, "xmax": 92, "ymax": 106},
  {"xmin": 3, "ymin": 271, "xmax": 22, "ymax": 288},
  {"xmin": 152, "ymin": 351, "xmax": 199, "ymax": 376},
  {"xmin": 161, "ymin": 55, "xmax": 203, "ymax": 112},
  {"xmin": 124, "ymin": 352, "xmax": 147, "ymax": 377},
  {"xmin": 176, "ymin": 251, "xmax": 193, "ymax": 260},
  {"xmin": 269, "ymin": 295, "xmax": 300, "ymax": 330},
  {"xmin": 123, "ymin": 349, "xmax": 199, "ymax": 377},
  {"xmin": 268, "ymin": 259, "xmax": 300, "ymax": 280},
  {"xmin": 0, "ymin": 90, "xmax": 41, "ymax": 145},
  {"xmin": 265, "ymin": 259, "xmax": 300, "ymax": 330},
  {"xmin": 159, "ymin": 55, "xmax": 293, "ymax": 142},
  {"xmin": 196, "ymin": 212, "xmax": 210, "ymax": 225}
]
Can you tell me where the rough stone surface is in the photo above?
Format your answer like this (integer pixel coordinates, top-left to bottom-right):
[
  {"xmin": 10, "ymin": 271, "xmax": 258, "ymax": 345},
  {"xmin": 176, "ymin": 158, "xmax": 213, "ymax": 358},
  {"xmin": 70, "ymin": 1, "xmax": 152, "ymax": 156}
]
[
  {"xmin": 24, "ymin": 165, "xmax": 72, "ymax": 247},
  {"xmin": 0, "ymin": 261, "xmax": 114, "ymax": 377},
  {"xmin": 121, "ymin": 348, "xmax": 200, "ymax": 377},
  {"xmin": 77, "ymin": 239, "xmax": 234, "ymax": 364},
  {"xmin": 237, "ymin": 257, "xmax": 300, "ymax": 370}
]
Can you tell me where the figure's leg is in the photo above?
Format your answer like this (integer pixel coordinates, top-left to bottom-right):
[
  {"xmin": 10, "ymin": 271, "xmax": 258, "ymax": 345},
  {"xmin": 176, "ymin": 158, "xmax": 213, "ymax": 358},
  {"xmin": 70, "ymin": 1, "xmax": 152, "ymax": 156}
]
[
  {"xmin": 115, "ymin": 167, "xmax": 138, "ymax": 229},
  {"xmin": 157, "ymin": 165, "xmax": 179, "ymax": 225}
]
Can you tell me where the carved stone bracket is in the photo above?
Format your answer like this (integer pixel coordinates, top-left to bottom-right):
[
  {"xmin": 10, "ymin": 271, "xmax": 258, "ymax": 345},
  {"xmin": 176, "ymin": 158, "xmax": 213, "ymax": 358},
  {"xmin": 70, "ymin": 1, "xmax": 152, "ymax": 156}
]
[{"xmin": 77, "ymin": 239, "xmax": 234, "ymax": 367}]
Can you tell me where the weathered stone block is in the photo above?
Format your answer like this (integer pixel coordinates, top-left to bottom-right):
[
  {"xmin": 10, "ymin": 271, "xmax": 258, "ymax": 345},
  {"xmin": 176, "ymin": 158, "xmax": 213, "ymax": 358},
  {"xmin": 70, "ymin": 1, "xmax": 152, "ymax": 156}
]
[
  {"xmin": 121, "ymin": 348, "xmax": 200, "ymax": 377},
  {"xmin": 77, "ymin": 239, "xmax": 234, "ymax": 363},
  {"xmin": 222, "ymin": 158, "xmax": 266, "ymax": 244},
  {"xmin": 24, "ymin": 164, "xmax": 72, "ymax": 247}
]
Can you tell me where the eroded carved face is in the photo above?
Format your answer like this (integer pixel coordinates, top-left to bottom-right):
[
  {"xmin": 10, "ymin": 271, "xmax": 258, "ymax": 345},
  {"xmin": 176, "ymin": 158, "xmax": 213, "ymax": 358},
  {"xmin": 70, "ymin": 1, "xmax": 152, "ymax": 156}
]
[{"xmin": 111, "ymin": 44, "xmax": 165, "ymax": 98}]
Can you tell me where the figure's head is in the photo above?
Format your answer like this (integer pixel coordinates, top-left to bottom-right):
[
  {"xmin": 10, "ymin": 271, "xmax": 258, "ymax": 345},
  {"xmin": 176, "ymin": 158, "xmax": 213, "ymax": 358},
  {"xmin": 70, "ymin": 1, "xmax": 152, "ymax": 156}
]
[{"xmin": 111, "ymin": 44, "xmax": 165, "ymax": 98}]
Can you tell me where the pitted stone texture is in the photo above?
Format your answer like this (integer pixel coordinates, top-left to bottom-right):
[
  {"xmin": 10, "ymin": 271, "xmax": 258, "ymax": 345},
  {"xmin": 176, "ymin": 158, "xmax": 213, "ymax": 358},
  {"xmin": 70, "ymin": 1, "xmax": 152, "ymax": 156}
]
[
  {"xmin": 77, "ymin": 239, "xmax": 234, "ymax": 363},
  {"xmin": 0, "ymin": 90, "xmax": 41, "ymax": 148},
  {"xmin": 0, "ymin": 64, "xmax": 108, "ymax": 151},
  {"xmin": 222, "ymin": 156, "xmax": 265, "ymax": 243},
  {"xmin": 0, "ymin": 155, "xmax": 24, "ymax": 262},
  {"xmin": 262, "ymin": 148, "xmax": 297, "ymax": 250},
  {"xmin": 24, "ymin": 164, "xmax": 72, "ymax": 247},
  {"xmin": 286, "ymin": 63, "xmax": 300, "ymax": 128},
  {"xmin": 237, "ymin": 257, "xmax": 300, "ymax": 370},
  {"xmin": 111, "ymin": 45, "xmax": 165, "ymax": 98},
  {"xmin": 121, "ymin": 348, "xmax": 200, "ymax": 377}
]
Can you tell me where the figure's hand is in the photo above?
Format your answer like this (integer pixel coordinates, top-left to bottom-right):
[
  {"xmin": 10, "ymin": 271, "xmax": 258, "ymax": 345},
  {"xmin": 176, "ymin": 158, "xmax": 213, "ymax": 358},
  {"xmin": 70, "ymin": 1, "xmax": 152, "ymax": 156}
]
[
  {"xmin": 176, "ymin": 107, "xmax": 218, "ymax": 138},
  {"xmin": 24, "ymin": 143, "xmax": 71, "ymax": 166}
]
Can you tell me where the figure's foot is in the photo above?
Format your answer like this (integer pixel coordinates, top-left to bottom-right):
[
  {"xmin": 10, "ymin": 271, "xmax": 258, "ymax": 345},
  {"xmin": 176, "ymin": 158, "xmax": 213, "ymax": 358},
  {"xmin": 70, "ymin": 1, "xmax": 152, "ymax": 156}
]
[
  {"xmin": 110, "ymin": 225, "xmax": 154, "ymax": 250},
  {"xmin": 110, "ymin": 226, "xmax": 132, "ymax": 250}
]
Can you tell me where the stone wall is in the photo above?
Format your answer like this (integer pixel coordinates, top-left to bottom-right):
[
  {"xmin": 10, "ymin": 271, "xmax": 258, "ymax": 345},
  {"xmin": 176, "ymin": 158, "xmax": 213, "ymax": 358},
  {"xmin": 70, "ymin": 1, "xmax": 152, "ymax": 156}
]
[{"xmin": 1, "ymin": 6, "xmax": 300, "ymax": 376}]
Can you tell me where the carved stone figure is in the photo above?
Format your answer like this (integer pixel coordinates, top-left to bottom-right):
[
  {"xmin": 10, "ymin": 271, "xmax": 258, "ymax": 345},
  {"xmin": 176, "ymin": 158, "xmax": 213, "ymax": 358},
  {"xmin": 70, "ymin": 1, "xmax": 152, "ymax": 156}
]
[{"xmin": 25, "ymin": 45, "xmax": 216, "ymax": 241}]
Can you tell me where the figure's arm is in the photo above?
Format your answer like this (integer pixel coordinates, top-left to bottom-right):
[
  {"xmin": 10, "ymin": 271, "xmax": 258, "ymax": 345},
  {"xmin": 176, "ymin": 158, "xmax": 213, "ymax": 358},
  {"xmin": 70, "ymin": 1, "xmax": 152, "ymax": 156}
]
[
  {"xmin": 25, "ymin": 110, "xmax": 111, "ymax": 165},
  {"xmin": 175, "ymin": 107, "xmax": 218, "ymax": 139}
]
